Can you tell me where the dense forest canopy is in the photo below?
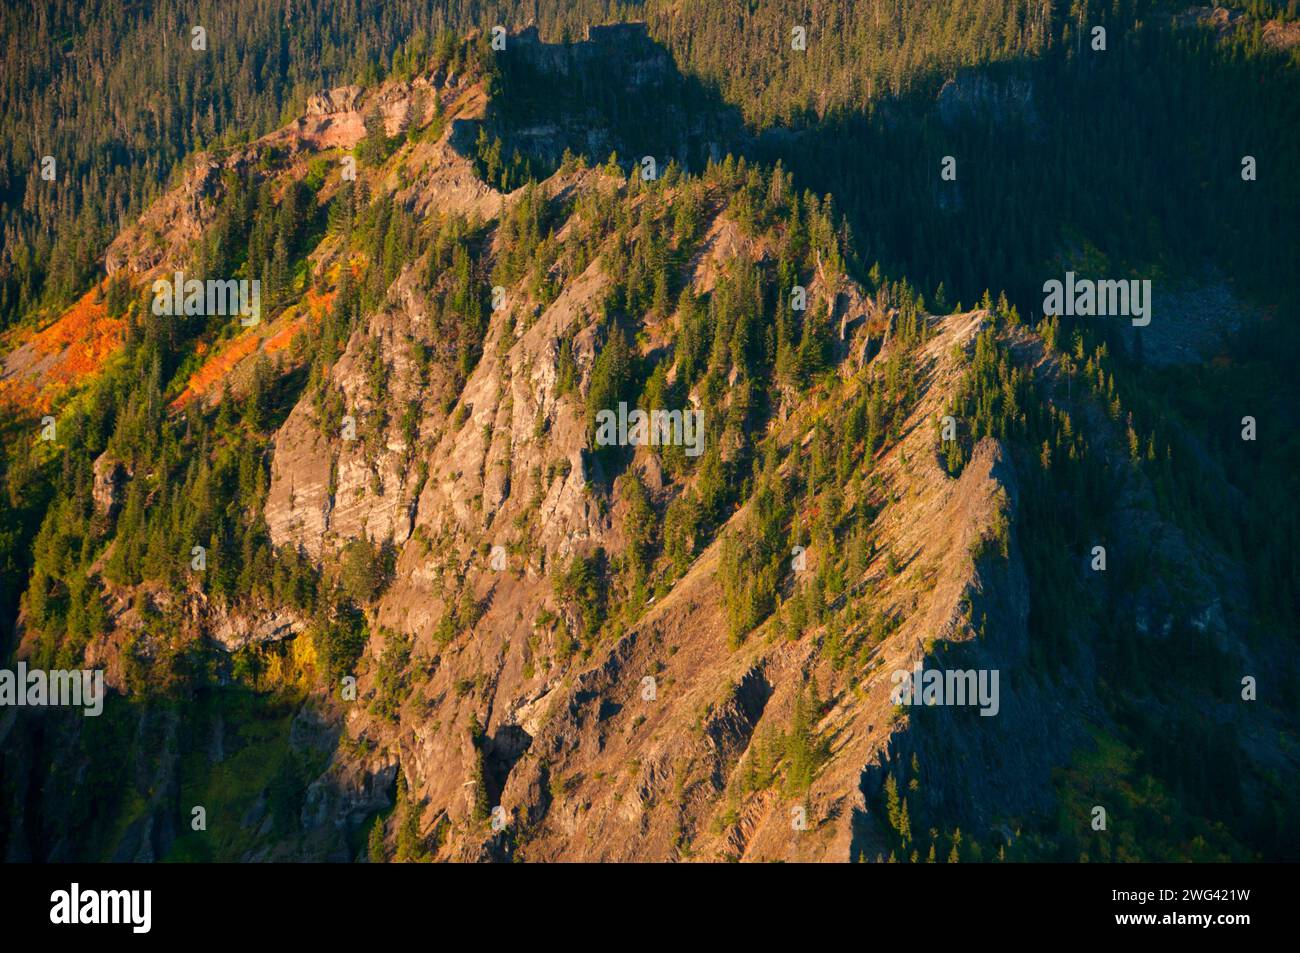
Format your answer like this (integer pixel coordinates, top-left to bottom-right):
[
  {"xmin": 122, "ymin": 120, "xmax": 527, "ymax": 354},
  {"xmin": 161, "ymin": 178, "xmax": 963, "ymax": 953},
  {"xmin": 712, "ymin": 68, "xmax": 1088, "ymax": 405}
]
[
  {"xmin": 0, "ymin": 0, "xmax": 1109, "ymax": 325},
  {"xmin": 4, "ymin": 0, "xmax": 1298, "ymax": 327}
]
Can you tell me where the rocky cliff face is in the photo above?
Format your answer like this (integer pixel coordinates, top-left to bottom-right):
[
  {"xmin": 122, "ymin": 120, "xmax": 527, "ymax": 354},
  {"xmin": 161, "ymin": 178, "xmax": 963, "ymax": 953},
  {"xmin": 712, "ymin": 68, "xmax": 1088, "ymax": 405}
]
[
  {"xmin": 136, "ymin": 53, "xmax": 1032, "ymax": 859},
  {"xmin": 296, "ymin": 271, "xmax": 1049, "ymax": 860},
  {"xmin": 5, "ymin": 25, "xmax": 1293, "ymax": 865},
  {"xmin": 1175, "ymin": 6, "xmax": 1300, "ymax": 51}
]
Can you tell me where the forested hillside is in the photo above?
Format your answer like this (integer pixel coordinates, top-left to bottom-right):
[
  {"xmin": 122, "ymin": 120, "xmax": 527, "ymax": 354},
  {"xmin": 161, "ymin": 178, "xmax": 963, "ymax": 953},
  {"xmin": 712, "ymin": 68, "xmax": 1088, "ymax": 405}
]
[
  {"xmin": 4, "ymin": 0, "xmax": 1297, "ymax": 321},
  {"xmin": 0, "ymin": 1, "xmax": 1297, "ymax": 863}
]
